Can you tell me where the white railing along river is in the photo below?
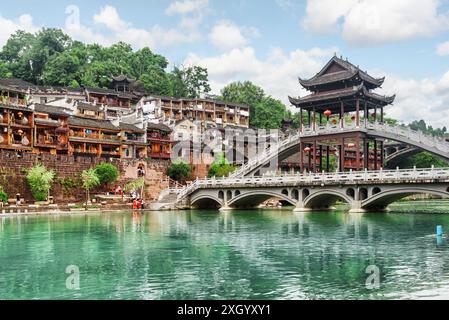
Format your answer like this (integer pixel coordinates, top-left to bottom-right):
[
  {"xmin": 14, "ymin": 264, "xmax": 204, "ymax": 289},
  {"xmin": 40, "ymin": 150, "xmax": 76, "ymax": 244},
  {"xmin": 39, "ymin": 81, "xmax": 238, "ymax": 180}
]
[{"xmin": 177, "ymin": 167, "xmax": 449, "ymax": 201}]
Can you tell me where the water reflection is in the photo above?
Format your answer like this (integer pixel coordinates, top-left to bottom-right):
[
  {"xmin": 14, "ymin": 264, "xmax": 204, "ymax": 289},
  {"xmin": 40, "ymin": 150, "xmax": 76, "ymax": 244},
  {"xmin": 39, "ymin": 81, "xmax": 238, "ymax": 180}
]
[{"xmin": 0, "ymin": 203, "xmax": 448, "ymax": 300}]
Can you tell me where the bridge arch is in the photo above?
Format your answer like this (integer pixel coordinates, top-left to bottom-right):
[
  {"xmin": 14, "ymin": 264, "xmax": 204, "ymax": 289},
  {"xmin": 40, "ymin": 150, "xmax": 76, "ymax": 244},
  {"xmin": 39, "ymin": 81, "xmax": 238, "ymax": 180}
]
[
  {"xmin": 228, "ymin": 190, "xmax": 297, "ymax": 209},
  {"xmin": 303, "ymin": 190, "xmax": 353, "ymax": 210},
  {"xmin": 190, "ymin": 195, "xmax": 223, "ymax": 209},
  {"xmin": 362, "ymin": 187, "xmax": 449, "ymax": 211}
]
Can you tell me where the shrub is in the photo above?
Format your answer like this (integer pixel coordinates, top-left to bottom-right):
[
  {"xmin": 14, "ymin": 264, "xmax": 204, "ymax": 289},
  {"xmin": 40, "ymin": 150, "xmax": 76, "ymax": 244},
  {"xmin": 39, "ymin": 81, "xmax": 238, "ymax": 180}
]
[
  {"xmin": 81, "ymin": 169, "xmax": 100, "ymax": 205},
  {"xmin": 57, "ymin": 176, "xmax": 80, "ymax": 194},
  {"xmin": 0, "ymin": 187, "xmax": 7, "ymax": 203},
  {"xmin": 94, "ymin": 163, "xmax": 119, "ymax": 186},
  {"xmin": 26, "ymin": 164, "xmax": 55, "ymax": 201},
  {"xmin": 208, "ymin": 153, "xmax": 236, "ymax": 178},
  {"xmin": 168, "ymin": 160, "xmax": 191, "ymax": 182}
]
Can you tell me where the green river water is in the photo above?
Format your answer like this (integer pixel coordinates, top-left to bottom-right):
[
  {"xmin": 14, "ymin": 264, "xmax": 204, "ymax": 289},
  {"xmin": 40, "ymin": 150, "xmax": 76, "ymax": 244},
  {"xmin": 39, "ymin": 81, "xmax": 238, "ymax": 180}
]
[{"xmin": 1, "ymin": 201, "xmax": 449, "ymax": 300}]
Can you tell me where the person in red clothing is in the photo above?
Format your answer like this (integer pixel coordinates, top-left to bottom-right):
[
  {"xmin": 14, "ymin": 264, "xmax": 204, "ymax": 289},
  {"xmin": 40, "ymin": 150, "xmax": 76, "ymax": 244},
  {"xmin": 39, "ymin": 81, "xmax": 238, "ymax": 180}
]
[
  {"xmin": 132, "ymin": 199, "xmax": 137, "ymax": 210},
  {"xmin": 137, "ymin": 198, "xmax": 142, "ymax": 210}
]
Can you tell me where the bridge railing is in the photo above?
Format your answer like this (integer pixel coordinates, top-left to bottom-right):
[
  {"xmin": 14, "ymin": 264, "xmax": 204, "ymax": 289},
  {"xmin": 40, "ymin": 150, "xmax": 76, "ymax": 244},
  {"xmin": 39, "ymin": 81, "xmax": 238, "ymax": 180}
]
[
  {"xmin": 195, "ymin": 168, "xmax": 449, "ymax": 188},
  {"xmin": 177, "ymin": 167, "xmax": 449, "ymax": 200},
  {"xmin": 228, "ymin": 122, "xmax": 449, "ymax": 179}
]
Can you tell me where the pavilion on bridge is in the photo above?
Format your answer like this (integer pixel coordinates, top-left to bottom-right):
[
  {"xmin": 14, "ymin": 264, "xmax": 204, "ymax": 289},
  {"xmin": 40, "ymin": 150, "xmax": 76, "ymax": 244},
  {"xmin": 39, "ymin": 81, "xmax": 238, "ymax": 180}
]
[{"xmin": 289, "ymin": 55, "xmax": 396, "ymax": 172}]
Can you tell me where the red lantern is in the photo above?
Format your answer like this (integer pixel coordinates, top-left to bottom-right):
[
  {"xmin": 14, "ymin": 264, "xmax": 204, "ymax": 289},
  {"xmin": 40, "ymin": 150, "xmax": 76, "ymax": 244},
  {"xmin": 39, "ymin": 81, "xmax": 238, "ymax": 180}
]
[
  {"xmin": 324, "ymin": 110, "xmax": 332, "ymax": 117},
  {"xmin": 371, "ymin": 113, "xmax": 376, "ymax": 118},
  {"xmin": 304, "ymin": 147, "xmax": 311, "ymax": 153},
  {"xmin": 347, "ymin": 143, "xmax": 356, "ymax": 148},
  {"xmin": 351, "ymin": 115, "xmax": 356, "ymax": 120},
  {"xmin": 331, "ymin": 119, "xmax": 337, "ymax": 124}
]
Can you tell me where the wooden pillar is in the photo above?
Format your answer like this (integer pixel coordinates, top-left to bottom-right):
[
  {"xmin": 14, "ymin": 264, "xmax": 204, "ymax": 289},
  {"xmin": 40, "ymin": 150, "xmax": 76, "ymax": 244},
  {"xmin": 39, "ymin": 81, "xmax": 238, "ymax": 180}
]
[
  {"xmin": 340, "ymin": 138, "xmax": 345, "ymax": 172},
  {"xmin": 308, "ymin": 144, "xmax": 312, "ymax": 172},
  {"xmin": 299, "ymin": 108, "xmax": 303, "ymax": 132},
  {"xmin": 364, "ymin": 102, "xmax": 368, "ymax": 127},
  {"xmin": 374, "ymin": 140, "xmax": 378, "ymax": 170},
  {"xmin": 313, "ymin": 140, "xmax": 317, "ymax": 172},
  {"xmin": 381, "ymin": 106, "xmax": 384, "ymax": 123},
  {"xmin": 356, "ymin": 99, "xmax": 360, "ymax": 127},
  {"xmin": 312, "ymin": 107, "xmax": 316, "ymax": 131},
  {"xmin": 340, "ymin": 102, "xmax": 344, "ymax": 129},
  {"xmin": 299, "ymin": 142, "xmax": 304, "ymax": 173},
  {"xmin": 319, "ymin": 145, "xmax": 323, "ymax": 173},
  {"xmin": 380, "ymin": 141, "xmax": 384, "ymax": 169},
  {"xmin": 308, "ymin": 111, "xmax": 311, "ymax": 127},
  {"xmin": 326, "ymin": 146, "xmax": 330, "ymax": 172},
  {"xmin": 356, "ymin": 137, "xmax": 361, "ymax": 171},
  {"xmin": 363, "ymin": 139, "xmax": 369, "ymax": 169}
]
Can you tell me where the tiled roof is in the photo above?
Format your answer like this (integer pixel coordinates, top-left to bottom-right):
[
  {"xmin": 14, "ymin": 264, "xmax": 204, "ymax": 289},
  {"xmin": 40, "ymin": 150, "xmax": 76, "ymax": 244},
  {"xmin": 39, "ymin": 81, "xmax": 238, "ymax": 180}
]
[
  {"xmin": 34, "ymin": 104, "xmax": 72, "ymax": 116},
  {"xmin": 77, "ymin": 102, "xmax": 103, "ymax": 112},
  {"xmin": 68, "ymin": 116, "xmax": 119, "ymax": 131},
  {"xmin": 289, "ymin": 84, "xmax": 396, "ymax": 107},
  {"xmin": 147, "ymin": 122, "xmax": 172, "ymax": 132},
  {"xmin": 119, "ymin": 122, "xmax": 145, "ymax": 133},
  {"xmin": 299, "ymin": 56, "xmax": 385, "ymax": 90}
]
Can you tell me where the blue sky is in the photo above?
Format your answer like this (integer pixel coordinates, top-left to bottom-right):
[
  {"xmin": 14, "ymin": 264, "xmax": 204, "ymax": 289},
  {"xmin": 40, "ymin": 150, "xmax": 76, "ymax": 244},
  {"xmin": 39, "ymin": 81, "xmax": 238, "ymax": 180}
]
[{"xmin": 2, "ymin": 0, "xmax": 449, "ymax": 127}]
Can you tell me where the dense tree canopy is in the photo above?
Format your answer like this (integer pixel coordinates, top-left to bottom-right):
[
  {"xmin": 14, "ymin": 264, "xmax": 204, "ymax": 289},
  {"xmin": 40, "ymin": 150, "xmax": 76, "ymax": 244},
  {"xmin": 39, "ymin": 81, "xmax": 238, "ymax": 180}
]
[
  {"xmin": 208, "ymin": 153, "xmax": 236, "ymax": 178},
  {"xmin": 0, "ymin": 28, "xmax": 209, "ymax": 98},
  {"xmin": 220, "ymin": 81, "xmax": 293, "ymax": 129}
]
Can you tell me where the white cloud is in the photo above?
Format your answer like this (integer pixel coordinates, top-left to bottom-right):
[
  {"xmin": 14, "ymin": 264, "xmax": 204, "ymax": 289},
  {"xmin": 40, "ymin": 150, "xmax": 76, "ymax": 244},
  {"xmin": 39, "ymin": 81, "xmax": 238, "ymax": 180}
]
[
  {"xmin": 376, "ymin": 71, "xmax": 449, "ymax": 128},
  {"xmin": 0, "ymin": 14, "xmax": 39, "ymax": 48},
  {"xmin": 437, "ymin": 41, "xmax": 449, "ymax": 56},
  {"xmin": 65, "ymin": 3, "xmax": 208, "ymax": 49},
  {"xmin": 184, "ymin": 46, "xmax": 338, "ymax": 106},
  {"xmin": 186, "ymin": 44, "xmax": 449, "ymax": 128},
  {"xmin": 93, "ymin": 5, "xmax": 128, "ymax": 32},
  {"xmin": 166, "ymin": 0, "xmax": 209, "ymax": 15},
  {"xmin": 209, "ymin": 21, "xmax": 259, "ymax": 51},
  {"xmin": 303, "ymin": 0, "xmax": 449, "ymax": 45}
]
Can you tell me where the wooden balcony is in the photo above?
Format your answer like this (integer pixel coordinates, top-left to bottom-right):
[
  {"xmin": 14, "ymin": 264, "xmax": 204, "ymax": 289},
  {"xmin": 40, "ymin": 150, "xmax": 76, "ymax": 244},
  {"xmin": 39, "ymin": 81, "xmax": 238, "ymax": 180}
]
[{"xmin": 0, "ymin": 97, "xmax": 27, "ymax": 107}]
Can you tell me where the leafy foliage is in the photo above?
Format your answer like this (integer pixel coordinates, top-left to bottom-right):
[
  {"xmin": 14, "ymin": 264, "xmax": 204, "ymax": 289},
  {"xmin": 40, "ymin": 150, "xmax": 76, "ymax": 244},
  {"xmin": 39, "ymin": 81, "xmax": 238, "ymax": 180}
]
[
  {"xmin": 124, "ymin": 178, "xmax": 145, "ymax": 193},
  {"xmin": 81, "ymin": 169, "xmax": 100, "ymax": 204},
  {"xmin": 94, "ymin": 163, "xmax": 119, "ymax": 186},
  {"xmin": 208, "ymin": 153, "xmax": 236, "ymax": 178},
  {"xmin": 168, "ymin": 160, "xmax": 191, "ymax": 182},
  {"xmin": 221, "ymin": 81, "xmax": 293, "ymax": 129},
  {"xmin": 0, "ymin": 186, "xmax": 7, "ymax": 203},
  {"xmin": 26, "ymin": 164, "xmax": 55, "ymax": 201},
  {"xmin": 57, "ymin": 176, "xmax": 80, "ymax": 195},
  {"xmin": 400, "ymin": 152, "xmax": 448, "ymax": 169},
  {"xmin": 409, "ymin": 119, "xmax": 448, "ymax": 137},
  {"xmin": 0, "ymin": 28, "xmax": 211, "ymax": 98}
]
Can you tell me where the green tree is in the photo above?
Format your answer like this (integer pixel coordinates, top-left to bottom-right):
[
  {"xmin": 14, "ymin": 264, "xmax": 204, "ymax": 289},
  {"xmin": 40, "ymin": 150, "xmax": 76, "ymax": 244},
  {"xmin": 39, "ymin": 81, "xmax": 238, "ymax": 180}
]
[
  {"xmin": 2, "ymin": 28, "xmax": 72, "ymax": 84},
  {"xmin": 400, "ymin": 152, "xmax": 448, "ymax": 169},
  {"xmin": 124, "ymin": 177, "xmax": 145, "ymax": 199},
  {"xmin": 221, "ymin": 81, "xmax": 291, "ymax": 129},
  {"xmin": 94, "ymin": 163, "xmax": 119, "ymax": 186},
  {"xmin": 26, "ymin": 164, "xmax": 55, "ymax": 201},
  {"xmin": 0, "ymin": 186, "xmax": 7, "ymax": 204},
  {"xmin": 208, "ymin": 153, "xmax": 236, "ymax": 178},
  {"xmin": 253, "ymin": 97, "xmax": 290, "ymax": 129},
  {"xmin": 168, "ymin": 65, "xmax": 211, "ymax": 98},
  {"xmin": 81, "ymin": 168, "xmax": 100, "ymax": 205},
  {"xmin": 168, "ymin": 160, "xmax": 191, "ymax": 182}
]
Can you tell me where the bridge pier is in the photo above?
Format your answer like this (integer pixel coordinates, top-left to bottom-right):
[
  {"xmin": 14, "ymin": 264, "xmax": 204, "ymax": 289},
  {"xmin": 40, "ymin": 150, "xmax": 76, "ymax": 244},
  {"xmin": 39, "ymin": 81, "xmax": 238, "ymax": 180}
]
[{"xmin": 348, "ymin": 201, "xmax": 366, "ymax": 213}]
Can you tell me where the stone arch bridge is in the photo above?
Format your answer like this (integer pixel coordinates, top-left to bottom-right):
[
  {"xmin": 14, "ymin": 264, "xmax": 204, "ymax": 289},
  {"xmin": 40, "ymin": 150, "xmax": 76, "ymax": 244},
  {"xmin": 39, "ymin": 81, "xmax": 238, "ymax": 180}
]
[
  {"xmin": 178, "ymin": 168, "xmax": 449, "ymax": 212},
  {"xmin": 228, "ymin": 122, "xmax": 449, "ymax": 178}
]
